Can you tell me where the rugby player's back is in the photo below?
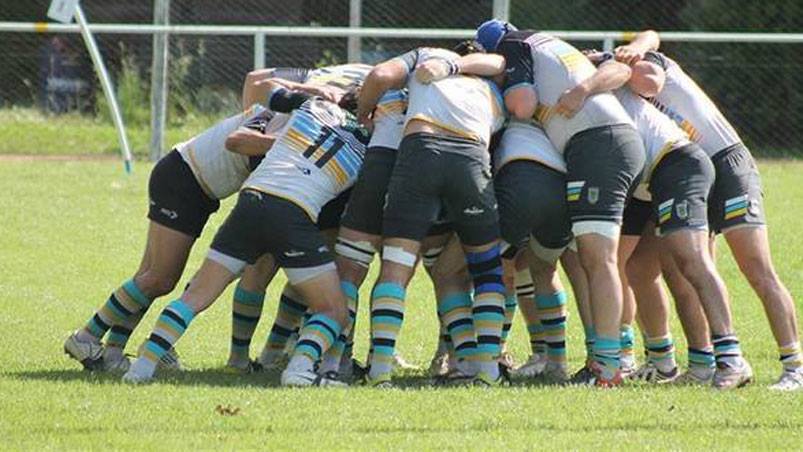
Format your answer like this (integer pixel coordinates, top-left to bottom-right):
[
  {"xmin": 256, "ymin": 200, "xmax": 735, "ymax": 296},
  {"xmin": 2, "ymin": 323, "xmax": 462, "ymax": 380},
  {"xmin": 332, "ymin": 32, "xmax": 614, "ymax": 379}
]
[
  {"xmin": 244, "ymin": 97, "xmax": 368, "ymax": 221},
  {"xmin": 176, "ymin": 104, "xmax": 287, "ymax": 200},
  {"xmin": 499, "ymin": 31, "xmax": 632, "ymax": 152},
  {"xmin": 400, "ymin": 47, "xmax": 506, "ymax": 146},
  {"xmin": 644, "ymin": 51, "xmax": 741, "ymax": 156}
]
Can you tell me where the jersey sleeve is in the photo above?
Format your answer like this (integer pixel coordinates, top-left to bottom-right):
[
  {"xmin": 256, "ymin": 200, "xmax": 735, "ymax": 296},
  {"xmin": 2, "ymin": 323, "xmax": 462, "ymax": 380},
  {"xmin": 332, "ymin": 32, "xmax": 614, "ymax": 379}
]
[
  {"xmin": 498, "ymin": 39, "xmax": 535, "ymax": 94},
  {"xmin": 392, "ymin": 48, "xmax": 420, "ymax": 74},
  {"xmin": 643, "ymin": 51, "xmax": 669, "ymax": 71}
]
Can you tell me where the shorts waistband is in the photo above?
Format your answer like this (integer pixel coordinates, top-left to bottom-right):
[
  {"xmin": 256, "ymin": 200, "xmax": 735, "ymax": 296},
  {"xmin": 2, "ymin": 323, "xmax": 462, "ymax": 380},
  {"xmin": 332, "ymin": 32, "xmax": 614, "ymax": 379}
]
[{"xmin": 710, "ymin": 142, "xmax": 748, "ymax": 163}]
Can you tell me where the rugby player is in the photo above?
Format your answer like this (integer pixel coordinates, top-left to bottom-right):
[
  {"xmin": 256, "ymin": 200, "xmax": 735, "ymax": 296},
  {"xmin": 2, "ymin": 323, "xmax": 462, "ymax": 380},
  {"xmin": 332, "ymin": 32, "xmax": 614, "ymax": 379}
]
[
  {"xmin": 122, "ymin": 78, "xmax": 367, "ymax": 386},
  {"xmin": 617, "ymin": 31, "xmax": 802, "ymax": 390},
  {"xmin": 492, "ymin": 120, "xmax": 572, "ymax": 382},
  {"xmin": 63, "ymin": 67, "xmax": 318, "ymax": 373},
  {"xmin": 356, "ymin": 44, "xmax": 508, "ymax": 386},
  {"xmin": 586, "ymin": 51, "xmax": 752, "ymax": 387},
  {"xmin": 475, "ymin": 20, "xmax": 646, "ymax": 386}
]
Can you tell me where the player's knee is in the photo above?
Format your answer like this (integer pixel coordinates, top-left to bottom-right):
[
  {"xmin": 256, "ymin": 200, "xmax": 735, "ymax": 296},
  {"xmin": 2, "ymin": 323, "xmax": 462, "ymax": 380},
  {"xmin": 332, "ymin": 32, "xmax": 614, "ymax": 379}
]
[
  {"xmin": 134, "ymin": 272, "xmax": 179, "ymax": 298},
  {"xmin": 625, "ymin": 253, "xmax": 659, "ymax": 285},
  {"xmin": 578, "ymin": 245, "xmax": 616, "ymax": 275}
]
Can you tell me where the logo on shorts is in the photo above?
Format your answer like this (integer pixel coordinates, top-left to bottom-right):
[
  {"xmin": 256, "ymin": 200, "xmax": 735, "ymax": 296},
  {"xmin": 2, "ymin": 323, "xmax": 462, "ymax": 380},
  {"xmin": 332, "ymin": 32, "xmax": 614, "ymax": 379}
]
[
  {"xmin": 567, "ymin": 181, "xmax": 585, "ymax": 202},
  {"xmin": 724, "ymin": 194, "xmax": 749, "ymax": 221},
  {"xmin": 159, "ymin": 208, "xmax": 178, "ymax": 220},
  {"xmin": 587, "ymin": 187, "xmax": 600, "ymax": 205},
  {"xmin": 676, "ymin": 200, "xmax": 689, "ymax": 220},
  {"xmin": 748, "ymin": 199, "xmax": 760, "ymax": 216},
  {"xmin": 463, "ymin": 206, "xmax": 485, "ymax": 216},
  {"xmin": 658, "ymin": 198, "xmax": 674, "ymax": 225},
  {"xmin": 283, "ymin": 250, "xmax": 306, "ymax": 258}
]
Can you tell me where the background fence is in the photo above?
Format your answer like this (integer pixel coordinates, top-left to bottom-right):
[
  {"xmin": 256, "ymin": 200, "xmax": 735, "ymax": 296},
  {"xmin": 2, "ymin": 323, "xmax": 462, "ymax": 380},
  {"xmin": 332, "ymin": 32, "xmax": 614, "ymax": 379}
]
[{"xmin": 1, "ymin": 0, "xmax": 802, "ymax": 159}]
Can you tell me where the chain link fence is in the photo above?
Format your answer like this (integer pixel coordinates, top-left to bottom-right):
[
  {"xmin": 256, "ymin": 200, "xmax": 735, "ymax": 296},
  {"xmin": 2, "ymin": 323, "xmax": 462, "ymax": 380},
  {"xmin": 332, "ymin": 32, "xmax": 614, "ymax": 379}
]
[{"xmin": 0, "ymin": 1, "xmax": 801, "ymax": 157}]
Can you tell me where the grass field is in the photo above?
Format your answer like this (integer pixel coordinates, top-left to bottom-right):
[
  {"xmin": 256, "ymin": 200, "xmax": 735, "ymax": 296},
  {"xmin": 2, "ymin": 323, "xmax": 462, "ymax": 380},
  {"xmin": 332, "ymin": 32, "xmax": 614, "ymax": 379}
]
[{"xmin": 1, "ymin": 159, "xmax": 802, "ymax": 450}]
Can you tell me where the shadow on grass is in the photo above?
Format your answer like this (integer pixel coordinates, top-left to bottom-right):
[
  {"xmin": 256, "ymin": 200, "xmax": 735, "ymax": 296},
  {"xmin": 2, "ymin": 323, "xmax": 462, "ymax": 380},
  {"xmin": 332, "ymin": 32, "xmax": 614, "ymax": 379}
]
[{"xmin": 4, "ymin": 366, "xmax": 566, "ymax": 390}]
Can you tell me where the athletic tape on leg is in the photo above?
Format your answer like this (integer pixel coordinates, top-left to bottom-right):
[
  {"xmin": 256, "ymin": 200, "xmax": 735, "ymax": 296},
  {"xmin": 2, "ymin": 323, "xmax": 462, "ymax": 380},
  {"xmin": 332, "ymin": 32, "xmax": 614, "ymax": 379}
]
[
  {"xmin": 335, "ymin": 237, "xmax": 376, "ymax": 267},
  {"xmin": 572, "ymin": 221, "xmax": 621, "ymax": 239},
  {"xmin": 207, "ymin": 249, "xmax": 247, "ymax": 275},
  {"xmin": 383, "ymin": 245, "xmax": 417, "ymax": 268}
]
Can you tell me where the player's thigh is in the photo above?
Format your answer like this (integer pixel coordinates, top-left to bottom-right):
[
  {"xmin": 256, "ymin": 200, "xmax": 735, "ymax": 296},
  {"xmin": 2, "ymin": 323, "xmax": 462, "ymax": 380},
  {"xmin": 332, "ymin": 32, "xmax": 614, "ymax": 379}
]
[
  {"xmin": 340, "ymin": 147, "xmax": 396, "ymax": 236},
  {"xmin": 382, "ymin": 136, "xmax": 442, "ymax": 242},
  {"xmin": 443, "ymin": 153, "xmax": 500, "ymax": 247},
  {"xmin": 564, "ymin": 124, "xmax": 646, "ymax": 225},
  {"xmin": 709, "ymin": 143, "xmax": 766, "ymax": 234}
]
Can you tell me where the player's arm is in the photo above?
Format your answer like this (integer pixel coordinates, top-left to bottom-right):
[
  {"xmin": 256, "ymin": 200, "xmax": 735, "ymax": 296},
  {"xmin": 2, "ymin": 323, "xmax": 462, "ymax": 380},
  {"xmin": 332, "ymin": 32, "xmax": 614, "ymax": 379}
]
[
  {"xmin": 614, "ymin": 30, "xmax": 660, "ymax": 65},
  {"xmin": 356, "ymin": 55, "xmax": 410, "ymax": 126},
  {"xmin": 414, "ymin": 53, "xmax": 506, "ymax": 83},
  {"xmin": 225, "ymin": 128, "xmax": 277, "ymax": 156},
  {"xmin": 554, "ymin": 53, "xmax": 631, "ymax": 118},
  {"xmin": 627, "ymin": 51, "xmax": 667, "ymax": 98},
  {"xmin": 245, "ymin": 77, "xmax": 342, "ymax": 110},
  {"xmin": 497, "ymin": 40, "xmax": 537, "ymax": 120}
]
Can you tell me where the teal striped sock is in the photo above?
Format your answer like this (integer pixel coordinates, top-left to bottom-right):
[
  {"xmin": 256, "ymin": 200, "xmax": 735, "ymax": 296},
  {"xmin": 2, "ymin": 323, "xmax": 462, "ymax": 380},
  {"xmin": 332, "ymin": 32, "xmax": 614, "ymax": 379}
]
[
  {"xmin": 593, "ymin": 335, "xmax": 620, "ymax": 380},
  {"xmin": 584, "ymin": 325, "xmax": 596, "ymax": 363},
  {"xmin": 230, "ymin": 286, "xmax": 265, "ymax": 363},
  {"xmin": 688, "ymin": 346, "xmax": 715, "ymax": 370},
  {"xmin": 368, "ymin": 282, "xmax": 406, "ymax": 380},
  {"xmin": 291, "ymin": 313, "xmax": 341, "ymax": 372},
  {"xmin": 536, "ymin": 291, "xmax": 567, "ymax": 365},
  {"xmin": 501, "ymin": 294, "xmax": 517, "ymax": 344}
]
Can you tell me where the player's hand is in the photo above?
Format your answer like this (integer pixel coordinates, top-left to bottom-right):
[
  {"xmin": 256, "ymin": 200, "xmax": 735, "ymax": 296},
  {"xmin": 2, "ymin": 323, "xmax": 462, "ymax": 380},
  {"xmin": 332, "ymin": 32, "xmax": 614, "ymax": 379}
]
[
  {"xmin": 308, "ymin": 85, "xmax": 345, "ymax": 104},
  {"xmin": 414, "ymin": 60, "xmax": 452, "ymax": 84},
  {"xmin": 614, "ymin": 44, "xmax": 645, "ymax": 65},
  {"xmin": 554, "ymin": 85, "xmax": 589, "ymax": 118}
]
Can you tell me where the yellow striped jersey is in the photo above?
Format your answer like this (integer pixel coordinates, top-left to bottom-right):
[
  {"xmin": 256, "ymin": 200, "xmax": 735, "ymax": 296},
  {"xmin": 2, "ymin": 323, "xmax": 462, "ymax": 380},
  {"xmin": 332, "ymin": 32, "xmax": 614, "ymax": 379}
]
[
  {"xmin": 644, "ymin": 51, "xmax": 742, "ymax": 158},
  {"xmin": 498, "ymin": 31, "xmax": 633, "ymax": 153},
  {"xmin": 243, "ymin": 98, "xmax": 368, "ymax": 221},
  {"xmin": 369, "ymin": 89, "xmax": 407, "ymax": 150}
]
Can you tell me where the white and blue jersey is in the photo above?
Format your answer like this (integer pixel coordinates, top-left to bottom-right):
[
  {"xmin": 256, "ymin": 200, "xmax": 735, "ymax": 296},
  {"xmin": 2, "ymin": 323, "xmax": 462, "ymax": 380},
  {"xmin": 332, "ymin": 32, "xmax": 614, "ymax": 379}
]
[
  {"xmin": 244, "ymin": 90, "xmax": 368, "ymax": 221},
  {"xmin": 369, "ymin": 89, "xmax": 407, "ymax": 150}
]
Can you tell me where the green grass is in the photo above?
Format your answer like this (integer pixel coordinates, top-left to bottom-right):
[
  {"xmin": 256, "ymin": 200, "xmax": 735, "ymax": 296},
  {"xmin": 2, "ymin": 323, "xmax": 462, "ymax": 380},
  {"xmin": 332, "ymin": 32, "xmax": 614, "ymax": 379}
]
[
  {"xmin": 1, "ymin": 159, "xmax": 802, "ymax": 450},
  {"xmin": 0, "ymin": 108, "xmax": 217, "ymax": 158}
]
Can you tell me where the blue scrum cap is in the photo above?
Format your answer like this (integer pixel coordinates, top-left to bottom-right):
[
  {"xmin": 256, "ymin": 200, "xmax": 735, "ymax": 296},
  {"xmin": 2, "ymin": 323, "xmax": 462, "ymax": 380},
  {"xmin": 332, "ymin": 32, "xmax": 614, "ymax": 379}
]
[{"xmin": 475, "ymin": 19, "xmax": 518, "ymax": 52}]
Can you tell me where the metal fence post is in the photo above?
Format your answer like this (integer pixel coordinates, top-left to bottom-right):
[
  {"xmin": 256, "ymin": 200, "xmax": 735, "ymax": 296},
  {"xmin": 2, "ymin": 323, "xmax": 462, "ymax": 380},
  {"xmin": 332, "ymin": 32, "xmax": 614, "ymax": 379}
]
[
  {"xmin": 493, "ymin": 0, "xmax": 510, "ymax": 21},
  {"xmin": 347, "ymin": 0, "xmax": 362, "ymax": 63},
  {"xmin": 149, "ymin": 0, "xmax": 170, "ymax": 162},
  {"xmin": 254, "ymin": 33, "xmax": 265, "ymax": 69},
  {"xmin": 603, "ymin": 37, "xmax": 615, "ymax": 51}
]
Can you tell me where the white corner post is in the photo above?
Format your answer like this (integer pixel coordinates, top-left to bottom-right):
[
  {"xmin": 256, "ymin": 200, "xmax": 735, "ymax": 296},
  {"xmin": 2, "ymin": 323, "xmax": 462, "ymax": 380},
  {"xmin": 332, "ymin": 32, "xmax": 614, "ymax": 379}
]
[
  {"xmin": 347, "ymin": 0, "xmax": 362, "ymax": 63},
  {"xmin": 149, "ymin": 0, "xmax": 170, "ymax": 162},
  {"xmin": 73, "ymin": 3, "xmax": 133, "ymax": 173},
  {"xmin": 492, "ymin": 0, "xmax": 510, "ymax": 21}
]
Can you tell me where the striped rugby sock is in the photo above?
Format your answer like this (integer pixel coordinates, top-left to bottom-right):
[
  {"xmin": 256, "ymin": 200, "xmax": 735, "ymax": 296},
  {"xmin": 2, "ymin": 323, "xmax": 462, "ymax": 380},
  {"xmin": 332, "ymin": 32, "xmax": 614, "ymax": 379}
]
[
  {"xmin": 501, "ymin": 294, "xmax": 517, "ymax": 346},
  {"xmin": 645, "ymin": 334, "xmax": 676, "ymax": 372},
  {"xmin": 467, "ymin": 246, "xmax": 506, "ymax": 379},
  {"xmin": 536, "ymin": 291, "xmax": 567, "ymax": 365},
  {"xmin": 620, "ymin": 324, "xmax": 636, "ymax": 363},
  {"xmin": 528, "ymin": 321, "xmax": 547, "ymax": 355},
  {"xmin": 439, "ymin": 292, "xmax": 478, "ymax": 364},
  {"xmin": 84, "ymin": 279, "xmax": 152, "ymax": 341},
  {"xmin": 289, "ymin": 313, "xmax": 342, "ymax": 373},
  {"xmin": 593, "ymin": 335, "xmax": 621, "ymax": 380},
  {"xmin": 368, "ymin": 282, "xmax": 406, "ymax": 380},
  {"xmin": 106, "ymin": 309, "xmax": 147, "ymax": 350},
  {"xmin": 139, "ymin": 300, "xmax": 195, "ymax": 375},
  {"xmin": 320, "ymin": 282, "xmax": 358, "ymax": 373},
  {"xmin": 265, "ymin": 285, "xmax": 307, "ymax": 353},
  {"xmin": 779, "ymin": 342, "xmax": 803, "ymax": 372},
  {"xmin": 229, "ymin": 286, "xmax": 265, "ymax": 365},
  {"xmin": 584, "ymin": 325, "xmax": 597, "ymax": 364},
  {"xmin": 688, "ymin": 346, "xmax": 716, "ymax": 371},
  {"xmin": 712, "ymin": 334, "xmax": 743, "ymax": 368}
]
